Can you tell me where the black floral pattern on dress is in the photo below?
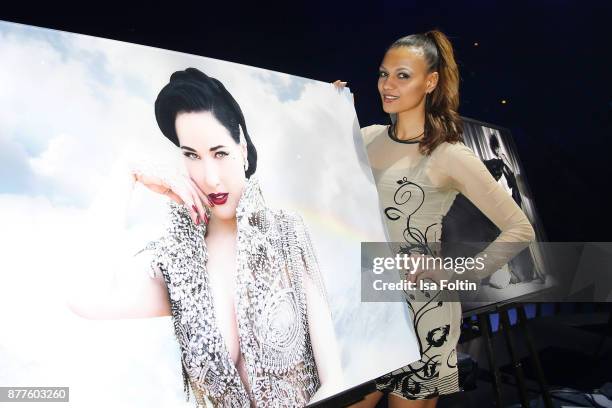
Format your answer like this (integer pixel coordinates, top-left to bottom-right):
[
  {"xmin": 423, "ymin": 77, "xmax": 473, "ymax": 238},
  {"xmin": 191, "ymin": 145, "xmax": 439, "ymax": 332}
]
[{"xmin": 375, "ymin": 177, "xmax": 456, "ymax": 399}]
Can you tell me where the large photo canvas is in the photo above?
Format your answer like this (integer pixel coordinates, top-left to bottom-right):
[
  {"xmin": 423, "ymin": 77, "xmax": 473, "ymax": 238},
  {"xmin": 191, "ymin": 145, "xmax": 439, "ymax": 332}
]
[{"xmin": 0, "ymin": 20, "xmax": 420, "ymax": 407}]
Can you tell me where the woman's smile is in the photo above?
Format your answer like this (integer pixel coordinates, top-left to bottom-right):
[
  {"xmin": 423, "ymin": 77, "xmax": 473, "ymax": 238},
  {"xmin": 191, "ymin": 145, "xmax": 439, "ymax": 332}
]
[{"xmin": 382, "ymin": 94, "xmax": 400, "ymax": 103}]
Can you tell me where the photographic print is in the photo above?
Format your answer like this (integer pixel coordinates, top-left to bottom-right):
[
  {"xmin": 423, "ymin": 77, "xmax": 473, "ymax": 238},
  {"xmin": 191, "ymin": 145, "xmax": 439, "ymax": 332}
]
[
  {"xmin": 0, "ymin": 20, "xmax": 420, "ymax": 407},
  {"xmin": 441, "ymin": 118, "xmax": 553, "ymax": 314}
]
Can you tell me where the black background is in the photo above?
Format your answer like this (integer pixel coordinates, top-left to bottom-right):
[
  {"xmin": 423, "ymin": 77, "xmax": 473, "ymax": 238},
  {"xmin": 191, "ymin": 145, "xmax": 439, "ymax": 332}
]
[{"xmin": 2, "ymin": 1, "xmax": 610, "ymax": 242}]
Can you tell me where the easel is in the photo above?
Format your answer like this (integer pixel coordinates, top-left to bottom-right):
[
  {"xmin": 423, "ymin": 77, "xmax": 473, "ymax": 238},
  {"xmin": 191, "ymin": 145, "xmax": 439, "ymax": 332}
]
[{"xmin": 476, "ymin": 303, "xmax": 554, "ymax": 408}]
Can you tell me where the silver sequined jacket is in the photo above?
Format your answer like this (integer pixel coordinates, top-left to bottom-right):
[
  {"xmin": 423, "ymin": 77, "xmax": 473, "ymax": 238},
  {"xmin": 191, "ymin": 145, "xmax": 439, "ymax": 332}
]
[{"xmin": 143, "ymin": 177, "xmax": 326, "ymax": 407}]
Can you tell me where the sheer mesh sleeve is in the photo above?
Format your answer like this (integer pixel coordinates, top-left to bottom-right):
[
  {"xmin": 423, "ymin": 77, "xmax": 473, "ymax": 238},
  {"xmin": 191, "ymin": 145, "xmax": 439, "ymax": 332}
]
[
  {"xmin": 433, "ymin": 142, "xmax": 536, "ymax": 279},
  {"xmin": 361, "ymin": 125, "xmax": 387, "ymax": 147}
]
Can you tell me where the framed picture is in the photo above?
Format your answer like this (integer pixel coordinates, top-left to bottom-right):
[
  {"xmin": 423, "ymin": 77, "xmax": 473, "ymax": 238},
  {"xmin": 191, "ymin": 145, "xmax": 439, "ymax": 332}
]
[{"xmin": 442, "ymin": 117, "xmax": 553, "ymax": 315}]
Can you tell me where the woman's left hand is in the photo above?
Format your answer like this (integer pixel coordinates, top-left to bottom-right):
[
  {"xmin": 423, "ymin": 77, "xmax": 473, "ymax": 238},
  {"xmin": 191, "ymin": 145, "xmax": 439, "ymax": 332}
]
[{"xmin": 130, "ymin": 164, "xmax": 212, "ymax": 226}]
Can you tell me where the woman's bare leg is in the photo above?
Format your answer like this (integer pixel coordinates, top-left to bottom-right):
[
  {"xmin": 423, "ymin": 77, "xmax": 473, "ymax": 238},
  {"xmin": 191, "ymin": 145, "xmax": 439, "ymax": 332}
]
[
  {"xmin": 347, "ymin": 390, "xmax": 384, "ymax": 408},
  {"xmin": 388, "ymin": 394, "xmax": 438, "ymax": 408},
  {"xmin": 347, "ymin": 390, "xmax": 439, "ymax": 408}
]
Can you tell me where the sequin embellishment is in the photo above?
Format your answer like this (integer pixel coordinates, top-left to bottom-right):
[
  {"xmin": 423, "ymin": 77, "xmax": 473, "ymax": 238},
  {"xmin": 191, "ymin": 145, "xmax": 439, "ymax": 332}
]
[{"xmin": 146, "ymin": 177, "xmax": 323, "ymax": 407}]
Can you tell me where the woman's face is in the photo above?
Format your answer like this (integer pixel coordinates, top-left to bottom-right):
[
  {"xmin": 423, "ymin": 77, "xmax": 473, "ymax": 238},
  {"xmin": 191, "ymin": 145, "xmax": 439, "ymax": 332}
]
[
  {"xmin": 377, "ymin": 46, "xmax": 438, "ymax": 114},
  {"xmin": 175, "ymin": 111, "xmax": 247, "ymax": 221}
]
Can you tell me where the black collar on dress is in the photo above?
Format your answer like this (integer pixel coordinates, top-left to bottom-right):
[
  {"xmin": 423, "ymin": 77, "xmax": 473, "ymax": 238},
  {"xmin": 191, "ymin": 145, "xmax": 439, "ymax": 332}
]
[{"xmin": 387, "ymin": 125, "xmax": 423, "ymax": 144}]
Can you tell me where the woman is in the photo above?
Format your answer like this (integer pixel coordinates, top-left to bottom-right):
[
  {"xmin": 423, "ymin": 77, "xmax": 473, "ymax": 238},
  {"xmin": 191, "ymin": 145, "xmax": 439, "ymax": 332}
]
[
  {"xmin": 335, "ymin": 30, "xmax": 535, "ymax": 407},
  {"xmin": 484, "ymin": 132, "xmax": 522, "ymax": 207},
  {"xmin": 70, "ymin": 68, "xmax": 342, "ymax": 407}
]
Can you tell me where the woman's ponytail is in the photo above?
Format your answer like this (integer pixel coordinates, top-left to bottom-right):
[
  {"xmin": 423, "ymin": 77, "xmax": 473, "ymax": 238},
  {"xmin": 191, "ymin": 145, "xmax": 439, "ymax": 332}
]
[{"xmin": 389, "ymin": 30, "xmax": 463, "ymax": 154}]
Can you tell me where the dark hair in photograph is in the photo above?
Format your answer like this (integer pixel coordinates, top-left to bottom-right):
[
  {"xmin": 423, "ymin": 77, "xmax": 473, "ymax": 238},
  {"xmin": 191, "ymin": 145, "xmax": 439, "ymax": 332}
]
[
  {"xmin": 388, "ymin": 29, "xmax": 463, "ymax": 155},
  {"xmin": 489, "ymin": 133, "xmax": 500, "ymax": 152},
  {"xmin": 154, "ymin": 67, "xmax": 258, "ymax": 177}
]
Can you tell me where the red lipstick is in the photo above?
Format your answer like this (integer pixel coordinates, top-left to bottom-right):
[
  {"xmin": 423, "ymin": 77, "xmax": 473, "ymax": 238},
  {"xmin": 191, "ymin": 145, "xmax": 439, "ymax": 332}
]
[{"xmin": 208, "ymin": 193, "xmax": 228, "ymax": 205}]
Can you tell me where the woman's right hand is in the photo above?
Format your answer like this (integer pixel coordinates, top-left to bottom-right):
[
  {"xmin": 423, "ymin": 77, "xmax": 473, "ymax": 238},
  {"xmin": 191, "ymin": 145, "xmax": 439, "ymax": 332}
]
[
  {"xmin": 332, "ymin": 80, "xmax": 355, "ymax": 105},
  {"xmin": 332, "ymin": 80, "xmax": 348, "ymax": 90},
  {"xmin": 132, "ymin": 169, "xmax": 212, "ymax": 226}
]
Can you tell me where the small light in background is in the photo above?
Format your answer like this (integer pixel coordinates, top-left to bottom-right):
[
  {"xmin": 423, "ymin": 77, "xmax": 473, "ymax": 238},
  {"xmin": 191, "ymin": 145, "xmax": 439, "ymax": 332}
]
[
  {"xmin": 474, "ymin": 42, "xmax": 479, "ymax": 47},
  {"xmin": 501, "ymin": 99, "xmax": 507, "ymax": 104}
]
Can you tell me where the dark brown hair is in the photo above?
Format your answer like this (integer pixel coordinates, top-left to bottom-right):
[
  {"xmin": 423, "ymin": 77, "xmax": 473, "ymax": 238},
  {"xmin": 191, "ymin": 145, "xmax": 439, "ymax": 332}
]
[{"xmin": 389, "ymin": 30, "xmax": 463, "ymax": 155}]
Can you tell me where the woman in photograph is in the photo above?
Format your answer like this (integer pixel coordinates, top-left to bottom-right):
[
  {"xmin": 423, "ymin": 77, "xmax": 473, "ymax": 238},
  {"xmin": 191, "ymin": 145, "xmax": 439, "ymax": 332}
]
[
  {"xmin": 70, "ymin": 67, "xmax": 342, "ymax": 407},
  {"xmin": 483, "ymin": 132, "xmax": 522, "ymax": 206},
  {"xmin": 335, "ymin": 30, "xmax": 535, "ymax": 407}
]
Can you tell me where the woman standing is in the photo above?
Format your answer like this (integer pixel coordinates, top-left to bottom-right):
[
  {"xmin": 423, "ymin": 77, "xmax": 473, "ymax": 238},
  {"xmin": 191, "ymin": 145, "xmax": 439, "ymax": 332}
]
[{"xmin": 336, "ymin": 30, "xmax": 534, "ymax": 407}]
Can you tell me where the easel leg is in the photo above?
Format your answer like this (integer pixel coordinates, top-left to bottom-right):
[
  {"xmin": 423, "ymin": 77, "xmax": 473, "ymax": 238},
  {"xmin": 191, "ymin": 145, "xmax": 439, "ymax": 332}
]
[
  {"xmin": 499, "ymin": 307, "xmax": 530, "ymax": 408},
  {"xmin": 478, "ymin": 313, "xmax": 503, "ymax": 408},
  {"xmin": 516, "ymin": 305, "xmax": 553, "ymax": 408}
]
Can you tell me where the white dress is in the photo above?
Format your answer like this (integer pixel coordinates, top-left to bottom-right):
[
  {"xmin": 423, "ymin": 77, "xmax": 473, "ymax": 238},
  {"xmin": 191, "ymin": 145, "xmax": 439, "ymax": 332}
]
[{"xmin": 362, "ymin": 124, "xmax": 534, "ymax": 399}]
